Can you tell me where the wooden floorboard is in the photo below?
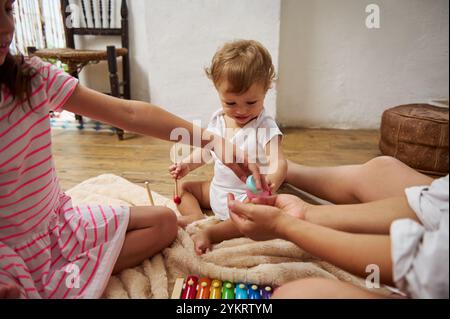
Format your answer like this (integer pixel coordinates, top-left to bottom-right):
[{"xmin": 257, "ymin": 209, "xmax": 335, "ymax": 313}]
[{"xmin": 52, "ymin": 128, "xmax": 382, "ymax": 199}]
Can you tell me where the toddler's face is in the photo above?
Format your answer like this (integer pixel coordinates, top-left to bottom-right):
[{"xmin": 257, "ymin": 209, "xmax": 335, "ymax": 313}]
[{"xmin": 217, "ymin": 81, "xmax": 267, "ymax": 127}]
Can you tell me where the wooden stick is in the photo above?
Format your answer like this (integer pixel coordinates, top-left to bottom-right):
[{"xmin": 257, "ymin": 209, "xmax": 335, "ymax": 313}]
[
  {"xmin": 144, "ymin": 181, "xmax": 155, "ymax": 206},
  {"xmin": 175, "ymin": 178, "xmax": 179, "ymax": 198}
]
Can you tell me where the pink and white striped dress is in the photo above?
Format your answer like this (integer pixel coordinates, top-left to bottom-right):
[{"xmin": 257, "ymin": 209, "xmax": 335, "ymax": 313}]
[{"xmin": 0, "ymin": 57, "xmax": 130, "ymax": 299}]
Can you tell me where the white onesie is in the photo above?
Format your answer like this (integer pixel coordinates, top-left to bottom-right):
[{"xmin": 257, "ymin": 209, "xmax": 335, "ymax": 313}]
[{"xmin": 206, "ymin": 108, "xmax": 283, "ymax": 220}]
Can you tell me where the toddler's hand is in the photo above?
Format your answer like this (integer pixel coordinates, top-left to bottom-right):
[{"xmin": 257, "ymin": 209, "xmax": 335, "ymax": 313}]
[
  {"xmin": 169, "ymin": 163, "xmax": 190, "ymax": 180},
  {"xmin": 191, "ymin": 230, "xmax": 212, "ymax": 255},
  {"xmin": 265, "ymin": 177, "xmax": 276, "ymax": 193}
]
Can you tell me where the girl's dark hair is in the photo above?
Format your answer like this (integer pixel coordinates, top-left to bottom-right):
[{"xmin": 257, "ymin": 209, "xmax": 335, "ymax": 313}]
[{"xmin": 0, "ymin": 52, "xmax": 34, "ymax": 110}]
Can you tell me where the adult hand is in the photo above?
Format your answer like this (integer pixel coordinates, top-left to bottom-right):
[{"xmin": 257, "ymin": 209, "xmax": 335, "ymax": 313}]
[
  {"xmin": 249, "ymin": 194, "xmax": 310, "ymax": 220},
  {"xmin": 228, "ymin": 194, "xmax": 291, "ymax": 241}
]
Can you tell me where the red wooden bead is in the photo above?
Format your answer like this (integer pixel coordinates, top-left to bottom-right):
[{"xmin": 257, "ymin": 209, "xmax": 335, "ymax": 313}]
[{"xmin": 174, "ymin": 196, "xmax": 182, "ymax": 205}]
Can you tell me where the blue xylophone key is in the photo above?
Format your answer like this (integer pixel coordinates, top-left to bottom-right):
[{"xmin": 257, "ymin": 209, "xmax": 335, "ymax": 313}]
[
  {"xmin": 248, "ymin": 284, "xmax": 262, "ymax": 299},
  {"xmin": 235, "ymin": 283, "xmax": 249, "ymax": 299}
]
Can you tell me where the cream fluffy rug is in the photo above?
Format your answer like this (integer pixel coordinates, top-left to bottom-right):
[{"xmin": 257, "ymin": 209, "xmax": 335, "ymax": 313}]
[{"xmin": 67, "ymin": 174, "xmax": 392, "ymax": 299}]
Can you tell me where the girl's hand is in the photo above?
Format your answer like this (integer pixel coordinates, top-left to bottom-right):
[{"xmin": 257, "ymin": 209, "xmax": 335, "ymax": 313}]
[
  {"xmin": 169, "ymin": 163, "xmax": 190, "ymax": 180},
  {"xmin": 210, "ymin": 138, "xmax": 268, "ymax": 191}
]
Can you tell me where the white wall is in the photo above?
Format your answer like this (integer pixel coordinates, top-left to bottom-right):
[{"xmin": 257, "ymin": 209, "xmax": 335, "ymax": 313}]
[
  {"xmin": 77, "ymin": 0, "xmax": 281, "ymax": 127},
  {"xmin": 277, "ymin": 0, "xmax": 449, "ymax": 129},
  {"xmin": 77, "ymin": 0, "xmax": 449, "ymax": 130}
]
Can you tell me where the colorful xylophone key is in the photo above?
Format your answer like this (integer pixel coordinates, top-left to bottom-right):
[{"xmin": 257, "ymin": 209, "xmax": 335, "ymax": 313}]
[
  {"xmin": 235, "ymin": 283, "xmax": 249, "ymax": 299},
  {"xmin": 248, "ymin": 284, "xmax": 262, "ymax": 299},
  {"xmin": 221, "ymin": 281, "xmax": 235, "ymax": 299},
  {"xmin": 181, "ymin": 276, "xmax": 198, "ymax": 299},
  {"xmin": 209, "ymin": 279, "xmax": 222, "ymax": 299},
  {"xmin": 262, "ymin": 286, "xmax": 273, "ymax": 299},
  {"xmin": 172, "ymin": 276, "xmax": 274, "ymax": 300},
  {"xmin": 196, "ymin": 278, "xmax": 211, "ymax": 299}
]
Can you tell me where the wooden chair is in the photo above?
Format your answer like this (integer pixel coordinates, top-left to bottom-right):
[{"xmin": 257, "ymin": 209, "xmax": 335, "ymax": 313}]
[{"xmin": 28, "ymin": 0, "xmax": 131, "ymax": 140}]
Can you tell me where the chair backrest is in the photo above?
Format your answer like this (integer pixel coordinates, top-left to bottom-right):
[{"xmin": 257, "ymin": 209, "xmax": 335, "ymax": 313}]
[{"xmin": 60, "ymin": 0, "xmax": 129, "ymax": 50}]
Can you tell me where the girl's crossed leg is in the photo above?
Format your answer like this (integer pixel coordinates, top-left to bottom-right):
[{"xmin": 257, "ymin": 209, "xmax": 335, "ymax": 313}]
[{"xmin": 113, "ymin": 206, "xmax": 178, "ymax": 274}]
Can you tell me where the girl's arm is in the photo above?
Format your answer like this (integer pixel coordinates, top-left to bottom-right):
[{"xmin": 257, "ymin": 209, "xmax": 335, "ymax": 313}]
[
  {"xmin": 228, "ymin": 199, "xmax": 394, "ymax": 286},
  {"xmin": 264, "ymin": 136, "xmax": 287, "ymax": 192},
  {"xmin": 65, "ymin": 85, "xmax": 206, "ymax": 145},
  {"xmin": 64, "ymin": 85, "xmax": 266, "ymax": 187},
  {"xmin": 279, "ymin": 216, "xmax": 394, "ymax": 286}
]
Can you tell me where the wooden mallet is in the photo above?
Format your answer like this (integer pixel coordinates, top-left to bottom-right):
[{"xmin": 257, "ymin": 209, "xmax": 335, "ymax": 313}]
[{"xmin": 145, "ymin": 181, "xmax": 155, "ymax": 206}]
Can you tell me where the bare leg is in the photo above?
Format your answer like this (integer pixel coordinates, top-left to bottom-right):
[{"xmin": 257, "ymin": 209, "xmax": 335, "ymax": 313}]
[
  {"xmin": 192, "ymin": 219, "xmax": 243, "ymax": 255},
  {"xmin": 113, "ymin": 206, "xmax": 178, "ymax": 274},
  {"xmin": 286, "ymin": 156, "xmax": 433, "ymax": 204},
  {"xmin": 177, "ymin": 181, "xmax": 211, "ymax": 227},
  {"xmin": 0, "ymin": 284, "xmax": 21, "ymax": 299},
  {"xmin": 272, "ymin": 278, "xmax": 391, "ymax": 299}
]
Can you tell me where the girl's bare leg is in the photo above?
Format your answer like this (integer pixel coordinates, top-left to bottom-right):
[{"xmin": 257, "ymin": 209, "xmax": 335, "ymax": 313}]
[
  {"xmin": 0, "ymin": 284, "xmax": 21, "ymax": 299},
  {"xmin": 272, "ymin": 278, "xmax": 390, "ymax": 299},
  {"xmin": 113, "ymin": 206, "xmax": 178, "ymax": 274},
  {"xmin": 177, "ymin": 181, "xmax": 211, "ymax": 227},
  {"xmin": 286, "ymin": 156, "xmax": 433, "ymax": 204}
]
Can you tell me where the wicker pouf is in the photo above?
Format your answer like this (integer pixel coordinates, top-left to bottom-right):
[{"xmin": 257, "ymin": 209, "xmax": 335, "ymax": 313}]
[{"xmin": 379, "ymin": 104, "xmax": 449, "ymax": 176}]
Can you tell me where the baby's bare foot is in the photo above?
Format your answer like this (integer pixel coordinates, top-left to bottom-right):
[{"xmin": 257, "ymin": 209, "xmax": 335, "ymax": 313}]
[{"xmin": 191, "ymin": 231, "xmax": 212, "ymax": 255}]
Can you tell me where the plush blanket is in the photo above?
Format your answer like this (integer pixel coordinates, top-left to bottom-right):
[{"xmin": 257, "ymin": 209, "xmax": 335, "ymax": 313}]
[{"xmin": 67, "ymin": 174, "xmax": 392, "ymax": 299}]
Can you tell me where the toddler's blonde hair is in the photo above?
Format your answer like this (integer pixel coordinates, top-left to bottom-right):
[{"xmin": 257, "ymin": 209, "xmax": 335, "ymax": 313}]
[{"xmin": 205, "ymin": 40, "xmax": 276, "ymax": 94}]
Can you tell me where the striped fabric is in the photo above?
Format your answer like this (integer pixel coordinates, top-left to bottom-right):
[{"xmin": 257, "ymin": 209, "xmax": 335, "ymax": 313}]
[{"xmin": 0, "ymin": 57, "xmax": 130, "ymax": 299}]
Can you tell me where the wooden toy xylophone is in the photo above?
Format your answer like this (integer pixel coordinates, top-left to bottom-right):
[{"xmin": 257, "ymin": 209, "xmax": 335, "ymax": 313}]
[{"xmin": 171, "ymin": 276, "xmax": 275, "ymax": 300}]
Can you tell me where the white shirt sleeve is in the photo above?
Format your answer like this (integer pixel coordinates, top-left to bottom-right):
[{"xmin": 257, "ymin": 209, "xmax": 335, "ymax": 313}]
[
  {"xmin": 390, "ymin": 175, "xmax": 449, "ymax": 299},
  {"xmin": 206, "ymin": 109, "xmax": 224, "ymax": 137},
  {"xmin": 256, "ymin": 113, "xmax": 283, "ymax": 147}
]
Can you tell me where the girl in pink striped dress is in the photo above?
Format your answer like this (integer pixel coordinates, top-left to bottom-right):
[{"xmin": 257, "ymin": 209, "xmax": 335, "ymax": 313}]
[{"xmin": 0, "ymin": 0, "xmax": 263, "ymax": 299}]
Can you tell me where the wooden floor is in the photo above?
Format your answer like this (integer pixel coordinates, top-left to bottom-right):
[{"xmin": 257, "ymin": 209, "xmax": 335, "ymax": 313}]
[{"xmin": 52, "ymin": 128, "xmax": 382, "ymax": 198}]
